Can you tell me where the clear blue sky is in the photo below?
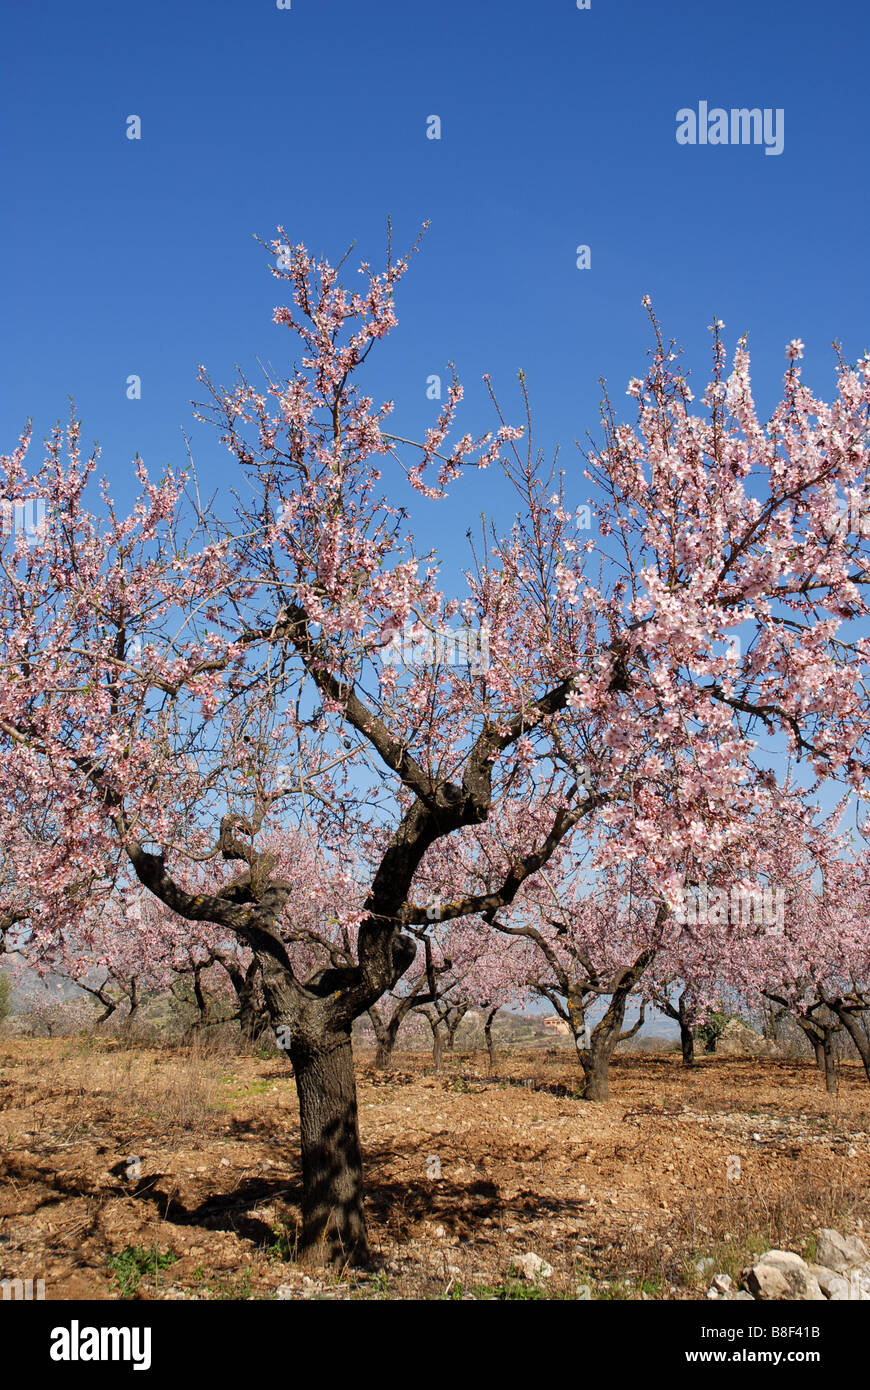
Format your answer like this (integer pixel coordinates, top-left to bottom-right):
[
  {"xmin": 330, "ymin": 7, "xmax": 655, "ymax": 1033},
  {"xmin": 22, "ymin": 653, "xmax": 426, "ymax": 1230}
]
[{"xmin": 1, "ymin": 0, "xmax": 868, "ymax": 543}]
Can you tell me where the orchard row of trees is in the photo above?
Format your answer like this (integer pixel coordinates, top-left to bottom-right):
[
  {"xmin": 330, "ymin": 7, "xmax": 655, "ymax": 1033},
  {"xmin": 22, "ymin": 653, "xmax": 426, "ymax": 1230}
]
[
  {"xmin": 2, "ymin": 227, "xmax": 870, "ymax": 1264},
  {"xmin": 6, "ymin": 816, "xmax": 870, "ymax": 1100}
]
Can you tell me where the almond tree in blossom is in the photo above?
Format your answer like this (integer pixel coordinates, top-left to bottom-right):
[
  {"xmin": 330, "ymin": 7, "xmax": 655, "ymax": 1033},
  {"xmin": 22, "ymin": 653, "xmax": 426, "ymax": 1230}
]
[
  {"xmin": 754, "ymin": 838, "xmax": 870, "ymax": 1092},
  {"xmin": 412, "ymin": 928, "xmax": 525, "ymax": 1072},
  {"xmin": 813, "ymin": 851, "xmax": 870, "ymax": 1083},
  {"xmin": 430, "ymin": 785, "xmax": 817, "ymax": 1097},
  {"xmin": 365, "ymin": 933, "xmax": 450, "ymax": 1070},
  {"xmin": 3, "ymin": 234, "xmax": 870, "ymax": 1263},
  {"xmin": 518, "ymin": 867, "xmax": 667, "ymax": 1100},
  {"xmin": 432, "ymin": 917, "xmax": 537, "ymax": 1074},
  {"xmin": 647, "ymin": 979, "xmax": 701, "ymax": 1064},
  {"xmin": 652, "ymin": 802, "xmax": 870, "ymax": 1092}
]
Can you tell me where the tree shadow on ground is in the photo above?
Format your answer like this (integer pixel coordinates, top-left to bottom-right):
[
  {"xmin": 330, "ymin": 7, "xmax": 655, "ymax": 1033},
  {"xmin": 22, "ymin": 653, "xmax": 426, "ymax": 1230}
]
[
  {"xmin": 0, "ymin": 1155, "xmax": 301, "ymax": 1247},
  {"xmin": 1, "ymin": 1132, "xmax": 591, "ymax": 1253}
]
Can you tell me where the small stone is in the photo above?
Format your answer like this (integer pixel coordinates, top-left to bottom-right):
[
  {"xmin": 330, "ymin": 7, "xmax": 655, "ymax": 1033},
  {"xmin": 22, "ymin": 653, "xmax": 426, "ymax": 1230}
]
[
  {"xmin": 744, "ymin": 1266, "xmax": 790, "ymax": 1299},
  {"xmin": 744, "ymin": 1250, "xmax": 825, "ymax": 1301},
  {"xmin": 710, "ymin": 1273, "xmax": 733, "ymax": 1294},
  {"xmin": 434, "ymin": 1225, "xmax": 446, "ymax": 1239},
  {"xmin": 513, "ymin": 1252, "xmax": 553, "ymax": 1280},
  {"xmin": 807, "ymin": 1262, "xmax": 835, "ymax": 1291},
  {"xmin": 814, "ymin": 1228, "xmax": 869, "ymax": 1273},
  {"xmin": 808, "ymin": 1264, "xmax": 851, "ymax": 1300}
]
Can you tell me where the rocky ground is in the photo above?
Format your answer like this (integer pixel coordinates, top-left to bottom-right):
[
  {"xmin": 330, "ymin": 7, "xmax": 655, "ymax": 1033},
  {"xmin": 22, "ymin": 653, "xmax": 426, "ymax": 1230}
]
[{"xmin": 1, "ymin": 1036, "xmax": 868, "ymax": 1300}]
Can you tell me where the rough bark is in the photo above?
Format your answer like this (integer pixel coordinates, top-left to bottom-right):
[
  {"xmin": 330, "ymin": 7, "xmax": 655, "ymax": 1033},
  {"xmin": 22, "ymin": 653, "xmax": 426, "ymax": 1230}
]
[
  {"xmin": 431, "ymin": 1024, "xmax": 445, "ymax": 1073},
  {"xmin": 109, "ymin": 646, "xmax": 604, "ymax": 1271},
  {"xmin": 649, "ymin": 984, "xmax": 695, "ymax": 1066},
  {"xmin": 227, "ymin": 959, "xmax": 271, "ymax": 1045},
  {"xmin": 795, "ymin": 1013, "xmax": 839, "ymax": 1094},
  {"xmin": 825, "ymin": 997, "xmax": 870, "ymax": 1085},
  {"xmin": 367, "ymin": 996, "xmax": 414, "ymax": 1070},
  {"xmin": 817, "ymin": 1029, "xmax": 838, "ymax": 1095},
  {"xmin": 373, "ymin": 1036, "xmax": 394, "ymax": 1069},
  {"xmin": 484, "ymin": 1006, "xmax": 498, "ymax": 1074},
  {"xmin": 446, "ymin": 1004, "xmax": 467, "ymax": 1052},
  {"xmin": 289, "ymin": 1032, "xmax": 369, "ymax": 1267},
  {"xmin": 581, "ymin": 1046, "xmax": 612, "ymax": 1101},
  {"xmin": 573, "ymin": 952, "xmax": 652, "ymax": 1100},
  {"xmin": 368, "ymin": 1005, "xmax": 400, "ymax": 1070}
]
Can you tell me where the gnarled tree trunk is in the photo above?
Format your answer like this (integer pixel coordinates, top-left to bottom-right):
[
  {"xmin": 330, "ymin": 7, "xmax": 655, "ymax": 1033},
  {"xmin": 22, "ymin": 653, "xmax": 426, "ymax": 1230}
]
[
  {"xmin": 825, "ymin": 997, "xmax": 870, "ymax": 1085},
  {"xmin": 581, "ymin": 1044, "xmax": 612, "ymax": 1101},
  {"xmin": 484, "ymin": 1006, "xmax": 498, "ymax": 1074},
  {"xmin": 650, "ymin": 985, "xmax": 696, "ymax": 1067},
  {"xmin": 815, "ymin": 1028, "xmax": 838, "ymax": 1095},
  {"xmin": 290, "ymin": 1032, "xmax": 369, "ymax": 1266},
  {"xmin": 374, "ymin": 1034, "xmax": 395, "ymax": 1070},
  {"xmin": 764, "ymin": 991, "xmax": 841, "ymax": 1096},
  {"xmin": 431, "ymin": 1023, "xmax": 445, "ymax": 1073},
  {"xmin": 568, "ymin": 952, "xmax": 653, "ymax": 1100},
  {"xmin": 446, "ymin": 1003, "xmax": 467, "ymax": 1053},
  {"xmin": 367, "ymin": 1005, "xmax": 399, "ymax": 1070},
  {"xmin": 794, "ymin": 1016, "xmax": 839, "ymax": 1094}
]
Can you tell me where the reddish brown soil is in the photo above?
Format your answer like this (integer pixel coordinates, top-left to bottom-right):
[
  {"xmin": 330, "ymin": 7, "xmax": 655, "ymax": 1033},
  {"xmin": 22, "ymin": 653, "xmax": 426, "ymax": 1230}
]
[{"xmin": 1, "ymin": 1038, "xmax": 868, "ymax": 1299}]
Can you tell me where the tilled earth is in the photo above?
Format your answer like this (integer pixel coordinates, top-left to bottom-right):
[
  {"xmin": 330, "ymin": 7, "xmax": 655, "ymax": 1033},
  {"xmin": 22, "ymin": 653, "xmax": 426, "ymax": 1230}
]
[{"xmin": 1, "ymin": 1037, "xmax": 868, "ymax": 1299}]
